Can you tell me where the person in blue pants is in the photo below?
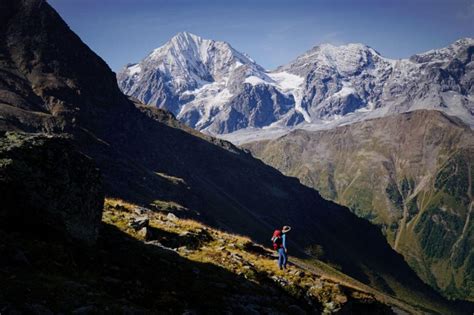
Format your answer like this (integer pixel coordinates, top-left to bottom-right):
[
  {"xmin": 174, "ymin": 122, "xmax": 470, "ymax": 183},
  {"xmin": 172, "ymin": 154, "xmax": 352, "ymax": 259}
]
[{"xmin": 277, "ymin": 226, "xmax": 291, "ymax": 270}]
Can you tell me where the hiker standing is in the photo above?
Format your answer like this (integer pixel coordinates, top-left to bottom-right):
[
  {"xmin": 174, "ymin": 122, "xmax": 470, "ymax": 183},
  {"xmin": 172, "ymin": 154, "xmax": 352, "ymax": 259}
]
[
  {"xmin": 271, "ymin": 226, "xmax": 291, "ymax": 270},
  {"xmin": 281, "ymin": 226, "xmax": 291, "ymax": 268}
]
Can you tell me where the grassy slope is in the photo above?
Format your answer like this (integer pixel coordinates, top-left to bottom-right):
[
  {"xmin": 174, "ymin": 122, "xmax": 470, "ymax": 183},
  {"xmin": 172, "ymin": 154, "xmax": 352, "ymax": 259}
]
[{"xmin": 2, "ymin": 197, "xmax": 454, "ymax": 314}]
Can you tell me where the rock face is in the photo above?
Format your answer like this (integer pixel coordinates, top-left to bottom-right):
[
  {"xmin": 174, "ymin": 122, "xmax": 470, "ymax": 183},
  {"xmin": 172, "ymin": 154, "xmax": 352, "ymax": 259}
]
[
  {"xmin": 118, "ymin": 33, "xmax": 474, "ymax": 135},
  {"xmin": 116, "ymin": 32, "xmax": 305, "ymax": 133},
  {"xmin": 244, "ymin": 110, "xmax": 474, "ymax": 300},
  {"xmin": 279, "ymin": 40, "xmax": 474, "ymax": 124},
  {"xmin": 0, "ymin": 131, "xmax": 103, "ymax": 244}
]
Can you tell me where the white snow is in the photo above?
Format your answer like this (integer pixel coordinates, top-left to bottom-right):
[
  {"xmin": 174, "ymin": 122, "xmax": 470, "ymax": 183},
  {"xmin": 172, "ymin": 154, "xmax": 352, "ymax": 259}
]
[
  {"xmin": 331, "ymin": 84, "xmax": 356, "ymax": 99},
  {"xmin": 128, "ymin": 64, "xmax": 141, "ymax": 75},
  {"xmin": 178, "ymin": 81, "xmax": 234, "ymax": 129},
  {"xmin": 244, "ymin": 76, "xmax": 269, "ymax": 86},
  {"xmin": 211, "ymin": 88, "xmax": 234, "ymax": 106},
  {"xmin": 218, "ymin": 126, "xmax": 291, "ymax": 145},
  {"xmin": 268, "ymin": 71, "xmax": 311, "ymax": 123},
  {"xmin": 243, "ymin": 71, "xmax": 311, "ymax": 123},
  {"xmin": 268, "ymin": 72, "xmax": 304, "ymax": 90},
  {"xmin": 356, "ymin": 101, "xmax": 376, "ymax": 113}
]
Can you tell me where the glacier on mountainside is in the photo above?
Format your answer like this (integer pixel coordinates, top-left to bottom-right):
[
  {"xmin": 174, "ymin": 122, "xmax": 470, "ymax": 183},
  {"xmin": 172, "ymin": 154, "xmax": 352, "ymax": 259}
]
[{"xmin": 118, "ymin": 34, "xmax": 474, "ymax": 142}]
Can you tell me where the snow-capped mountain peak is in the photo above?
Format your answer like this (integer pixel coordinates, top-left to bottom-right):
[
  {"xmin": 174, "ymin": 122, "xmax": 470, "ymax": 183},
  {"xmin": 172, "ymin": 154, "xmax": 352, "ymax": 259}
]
[
  {"xmin": 118, "ymin": 37, "xmax": 474, "ymax": 139},
  {"xmin": 410, "ymin": 37, "xmax": 474, "ymax": 63},
  {"xmin": 172, "ymin": 31, "xmax": 201, "ymax": 42},
  {"xmin": 117, "ymin": 32, "xmax": 295, "ymax": 133},
  {"xmin": 134, "ymin": 32, "xmax": 263, "ymax": 90},
  {"xmin": 152, "ymin": 32, "xmax": 228, "ymax": 64},
  {"xmin": 280, "ymin": 42, "xmax": 386, "ymax": 77}
]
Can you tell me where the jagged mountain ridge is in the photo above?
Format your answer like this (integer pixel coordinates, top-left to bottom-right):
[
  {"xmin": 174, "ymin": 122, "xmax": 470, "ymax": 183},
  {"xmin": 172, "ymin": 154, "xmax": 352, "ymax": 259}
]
[
  {"xmin": 117, "ymin": 32, "xmax": 302, "ymax": 133},
  {"xmin": 281, "ymin": 38, "xmax": 474, "ymax": 125},
  {"xmin": 117, "ymin": 33, "xmax": 474, "ymax": 136},
  {"xmin": 0, "ymin": 0, "xmax": 471, "ymax": 313},
  {"xmin": 244, "ymin": 110, "xmax": 474, "ymax": 300}
]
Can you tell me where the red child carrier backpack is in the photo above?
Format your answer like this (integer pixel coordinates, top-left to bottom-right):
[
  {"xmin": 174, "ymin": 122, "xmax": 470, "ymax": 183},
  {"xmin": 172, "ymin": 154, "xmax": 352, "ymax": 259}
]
[{"xmin": 271, "ymin": 229, "xmax": 283, "ymax": 250}]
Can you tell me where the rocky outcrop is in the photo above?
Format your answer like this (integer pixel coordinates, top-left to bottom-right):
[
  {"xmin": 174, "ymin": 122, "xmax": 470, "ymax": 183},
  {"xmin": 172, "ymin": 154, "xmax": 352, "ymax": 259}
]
[
  {"xmin": 201, "ymin": 84, "xmax": 300, "ymax": 134},
  {"xmin": 100, "ymin": 199, "xmax": 405, "ymax": 314},
  {"xmin": 0, "ymin": 131, "xmax": 103, "ymax": 244}
]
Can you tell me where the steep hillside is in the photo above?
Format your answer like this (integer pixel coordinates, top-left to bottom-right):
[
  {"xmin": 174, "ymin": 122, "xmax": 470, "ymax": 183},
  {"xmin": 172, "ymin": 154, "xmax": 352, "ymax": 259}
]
[
  {"xmin": 0, "ymin": 195, "xmax": 418, "ymax": 314},
  {"xmin": 0, "ymin": 131, "xmax": 440, "ymax": 314},
  {"xmin": 0, "ymin": 0, "xmax": 471, "ymax": 312},
  {"xmin": 245, "ymin": 110, "xmax": 474, "ymax": 300},
  {"xmin": 0, "ymin": 133, "xmax": 395, "ymax": 313}
]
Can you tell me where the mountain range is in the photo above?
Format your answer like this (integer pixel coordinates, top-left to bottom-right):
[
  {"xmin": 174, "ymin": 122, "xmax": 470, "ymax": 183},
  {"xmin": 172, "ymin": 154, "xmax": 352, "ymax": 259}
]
[
  {"xmin": 117, "ymin": 32, "xmax": 474, "ymax": 301},
  {"xmin": 2, "ymin": 0, "xmax": 473, "ymax": 313},
  {"xmin": 117, "ymin": 32, "xmax": 474, "ymax": 138}
]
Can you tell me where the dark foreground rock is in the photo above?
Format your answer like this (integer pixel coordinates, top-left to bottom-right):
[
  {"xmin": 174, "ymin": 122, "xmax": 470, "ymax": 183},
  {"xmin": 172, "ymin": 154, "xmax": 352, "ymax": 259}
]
[{"xmin": 0, "ymin": 131, "xmax": 103, "ymax": 244}]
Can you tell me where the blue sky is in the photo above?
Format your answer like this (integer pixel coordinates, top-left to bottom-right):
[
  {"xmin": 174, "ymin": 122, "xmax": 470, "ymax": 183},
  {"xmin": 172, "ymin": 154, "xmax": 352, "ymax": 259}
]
[{"xmin": 49, "ymin": 0, "xmax": 474, "ymax": 71}]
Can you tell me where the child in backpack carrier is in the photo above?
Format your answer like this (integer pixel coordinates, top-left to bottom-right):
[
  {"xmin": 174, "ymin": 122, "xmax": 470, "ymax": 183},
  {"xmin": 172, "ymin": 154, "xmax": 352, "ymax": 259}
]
[{"xmin": 271, "ymin": 226, "xmax": 291, "ymax": 270}]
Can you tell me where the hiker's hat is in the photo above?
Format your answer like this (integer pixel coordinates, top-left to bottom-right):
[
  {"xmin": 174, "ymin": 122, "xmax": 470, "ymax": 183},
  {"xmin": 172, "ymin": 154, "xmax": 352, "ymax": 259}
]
[{"xmin": 282, "ymin": 226, "xmax": 291, "ymax": 233}]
